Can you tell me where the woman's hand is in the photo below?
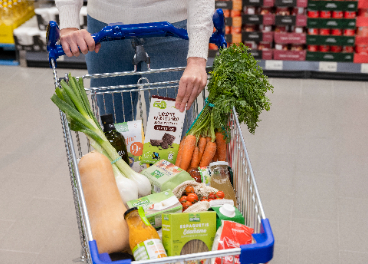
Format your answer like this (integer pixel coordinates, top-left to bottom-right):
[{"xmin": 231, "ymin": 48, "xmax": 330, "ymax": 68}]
[
  {"xmin": 175, "ymin": 57, "xmax": 207, "ymax": 112},
  {"xmin": 60, "ymin": 28, "xmax": 101, "ymax": 57}
]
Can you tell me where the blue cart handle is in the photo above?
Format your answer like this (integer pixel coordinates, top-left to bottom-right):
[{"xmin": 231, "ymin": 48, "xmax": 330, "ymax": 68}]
[{"xmin": 47, "ymin": 9, "xmax": 226, "ymax": 67}]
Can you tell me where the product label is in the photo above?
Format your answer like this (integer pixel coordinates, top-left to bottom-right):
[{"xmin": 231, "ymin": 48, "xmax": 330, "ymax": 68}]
[{"xmin": 132, "ymin": 239, "xmax": 167, "ymax": 261}]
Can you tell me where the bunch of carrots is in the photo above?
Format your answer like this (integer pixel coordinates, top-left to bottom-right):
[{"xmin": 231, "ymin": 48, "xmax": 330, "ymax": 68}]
[{"xmin": 175, "ymin": 112, "xmax": 227, "ymax": 171}]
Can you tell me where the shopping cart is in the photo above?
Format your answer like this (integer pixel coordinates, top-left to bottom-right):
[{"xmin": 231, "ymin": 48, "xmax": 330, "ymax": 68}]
[{"xmin": 47, "ymin": 9, "xmax": 274, "ymax": 264}]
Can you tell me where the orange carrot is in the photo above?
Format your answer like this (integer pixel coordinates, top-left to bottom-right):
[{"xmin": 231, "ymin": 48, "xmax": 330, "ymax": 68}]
[
  {"xmin": 179, "ymin": 135, "xmax": 197, "ymax": 171},
  {"xmin": 199, "ymin": 141, "xmax": 217, "ymax": 167},
  {"xmin": 197, "ymin": 137, "xmax": 207, "ymax": 162},
  {"xmin": 206, "ymin": 137, "xmax": 211, "ymax": 144},
  {"xmin": 175, "ymin": 137, "xmax": 186, "ymax": 167},
  {"xmin": 215, "ymin": 132, "xmax": 227, "ymax": 161},
  {"xmin": 190, "ymin": 147, "xmax": 200, "ymax": 169},
  {"xmin": 212, "ymin": 152, "xmax": 218, "ymax": 162}
]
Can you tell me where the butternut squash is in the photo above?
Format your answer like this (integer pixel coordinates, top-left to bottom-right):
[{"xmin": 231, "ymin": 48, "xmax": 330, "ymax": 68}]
[{"xmin": 78, "ymin": 151, "xmax": 130, "ymax": 254}]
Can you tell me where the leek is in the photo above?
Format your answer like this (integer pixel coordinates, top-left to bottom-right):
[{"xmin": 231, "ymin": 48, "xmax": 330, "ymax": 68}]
[{"xmin": 51, "ymin": 74, "xmax": 151, "ymax": 198}]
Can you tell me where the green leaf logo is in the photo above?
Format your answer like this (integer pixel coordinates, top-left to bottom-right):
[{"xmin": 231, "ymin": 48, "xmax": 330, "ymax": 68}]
[
  {"xmin": 189, "ymin": 214, "xmax": 200, "ymax": 222},
  {"xmin": 153, "ymin": 101, "xmax": 167, "ymax": 109}
]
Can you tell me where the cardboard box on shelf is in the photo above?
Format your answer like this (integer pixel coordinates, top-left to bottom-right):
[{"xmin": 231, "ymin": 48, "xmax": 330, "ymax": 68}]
[
  {"xmin": 306, "ymin": 51, "xmax": 354, "ymax": 62},
  {"xmin": 274, "ymin": 32, "xmax": 306, "ymax": 43},
  {"xmin": 273, "ymin": 49, "xmax": 306, "ymax": 60},
  {"xmin": 243, "ymin": 31, "xmax": 274, "ymax": 42},
  {"xmin": 308, "ymin": 1, "xmax": 358, "ymax": 12},
  {"xmin": 307, "ymin": 18, "xmax": 356, "ymax": 29},
  {"xmin": 306, "ymin": 35, "xmax": 355, "ymax": 46},
  {"xmin": 250, "ymin": 49, "xmax": 273, "ymax": 60},
  {"xmin": 243, "ymin": 0, "xmax": 275, "ymax": 6},
  {"xmin": 275, "ymin": 15, "xmax": 307, "ymax": 26},
  {"xmin": 242, "ymin": 14, "xmax": 275, "ymax": 25}
]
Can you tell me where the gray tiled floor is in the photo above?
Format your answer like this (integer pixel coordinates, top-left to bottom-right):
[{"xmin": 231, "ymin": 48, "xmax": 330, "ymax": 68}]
[{"xmin": 0, "ymin": 65, "xmax": 367, "ymax": 263}]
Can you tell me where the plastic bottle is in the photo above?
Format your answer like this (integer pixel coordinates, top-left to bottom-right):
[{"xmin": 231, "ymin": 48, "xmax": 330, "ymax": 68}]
[
  {"xmin": 124, "ymin": 207, "xmax": 167, "ymax": 261},
  {"xmin": 209, "ymin": 161, "xmax": 237, "ymax": 205},
  {"xmin": 101, "ymin": 114, "xmax": 130, "ymax": 165}
]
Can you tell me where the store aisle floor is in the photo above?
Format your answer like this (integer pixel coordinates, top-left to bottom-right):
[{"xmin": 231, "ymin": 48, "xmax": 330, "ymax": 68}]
[{"xmin": 0, "ymin": 65, "xmax": 367, "ymax": 263}]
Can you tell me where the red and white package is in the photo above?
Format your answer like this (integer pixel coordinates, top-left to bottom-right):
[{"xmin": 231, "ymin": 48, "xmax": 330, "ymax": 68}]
[{"xmin": 212, "ymin": 221, "xmax": 254, "ymax": 264}]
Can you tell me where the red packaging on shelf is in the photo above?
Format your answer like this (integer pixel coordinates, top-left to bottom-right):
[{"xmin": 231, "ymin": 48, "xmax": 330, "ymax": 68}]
[
  {"xmin": 319, "ymin": 45, "xmax": 330, "ymax": 52},
  {"xmin": 273, "ymin": 50, "xmax": 306, "ymax": 60},
  {"xmin": 292, "ymin": 7, "xmax": 305, "ymax": 15},
  {"xmin": 291, "ymin": 26, "xmax": 304, "ymax": 33},
  {"xmin": 259, "ymin": 7, "xmax": 272, "ymax": 15},
  {"xmin": 358, "ymin": 9, "xmax": 368, "ymax": 17},
  {"xmin": 308, "ymin": 28, "xmax": 319, "ymax": 35},
  {"xmin": 319, "ymin": 28, "xmax": 331, "ymax": 35},
  {"xmin": 258, "ymin": 41, "xmax": 272, "ymax": 50},
  {"xmin": 307, "ymin": 45, "xmax": 319, "ymax": 52},
  {"xmin": 275, "ymin": 26, "xmax": 289, "ymax": 33},
  {"xmin": 290, "ymin": 44, "xmax": 304, "ymax": 51},
  {"xmin": 331, "ymin": 29, "xmax": 342, "ymax": 36},
  {"xmin": 225, "ymin": 26, "xmax": 231, "ymax": 34},
  {"xmin": 244, "ymin": 6, "xmax": 257, "ymax": 15},
  {"xmin": 332, "ymin": 11, "xmax": 343, "ymax": 19},
  {"xmin": 344, "ymin": 11, "xmax": 356, "ymax": 19},
  {"xmin": 357, "ymin": 27, "xmax": 368, "ymax": 36},
  {"xmin": 244, "ymin": 41, "xmax": 257, "ymax": 49},
  {"xmin": 308, "ymin": 10, "xmax": 319, "ymax": 18},
  {"xmin": 243, "ymin": 24, "xmax": 257, "ymax": 32},
  {"xmin": 231, "ymin": 10, "xmax": 242, "ymax": 17},
  {"xmin": 276, "ymin": 7, "xmax": 290, "ymax": 16},
  {"xmin": 343, "ymin": 46, "xmax": 354, "ymax": 53},
  {"xmin": 223, "ymin": 9, "xmax": 230, "ymax": 17},
  {"xmin": 259, "ymin": 25, "xmax": 272, "ymax": 32},
  {"xmin": 275, "ymin": 43, "xmax": 289, "ymax": 50},
  {"xmin": 343, "ymin": 29, "xmax": 356, "ymax": 36},
  {"xmin": 320, "ymin": 10, "xmax": 331, "ymax": 18},
  {"xmin": 356, "ymin": 44, "xmax": 368, "ymax": 54},
  {"xmin": 231, "ymin": 27, "xmax": 242, "ymax": 34},
  {"xmin": 330, "ymin": 45, "xmax": 342, "ymax": 52}
]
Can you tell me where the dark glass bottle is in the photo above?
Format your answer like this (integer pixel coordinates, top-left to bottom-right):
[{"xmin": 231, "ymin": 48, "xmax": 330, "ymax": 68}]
[{"xmin": 101, "ymin": 114, "xmax": 130, "ymax": 165}]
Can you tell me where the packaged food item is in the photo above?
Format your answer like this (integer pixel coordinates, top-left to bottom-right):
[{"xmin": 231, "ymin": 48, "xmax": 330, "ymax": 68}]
[
  {"xmin": 231, "ymin": 26, "xmax": 242, "ymax": 34},
  {"xmin": 223, "ymin": 9, "xmax": 230, "ymax": 17},
  {"xmin": 358, "ymin": 8, "xmax": 368, "ymax": 17},
  {"xmin": 291, "ymin": 26, "xmax": 304, "ymax": 33},
  {"xmin": 243, "ymin": 24, "xmax": 257, "ymax": 32},
  {"xmin": 275, "ymin": 26, "xmax": 288, "ymax": 33},
  {"xmin": 343, "ymin": 29, "xmax": 356, "ymax": 36},
  {"xmin": 319, "ymin": 45, "xmax": 330, "ymax": 52},
  {"xmin": 344, "ymin": 11, "xmax": 356, "ymax": 18},
  {"xmin": 331, "ymin": 29, "xmax": 342, "ymax": 36},
  {"xmin": 307, "ymin": 45, "xmax": 319, "ymax": 52},
  {"xmin": 292, "ymin": 7, "xmax": 305, "ymax": 15},
  {"xmin": 244, "ymin": 6, "xmax": 256, "ymax": 15},
  {"xmin": 244, "ymin": 41, "xmax": 257, "ymax": 49},
  {"xmin": 188, "ymin": 168, "xmax": 202, "ymax": 183},
  {"xmin": 140, "ymin": 159, "xmax": 193, "ymax": 193},
  {"xmin": 320, "ymin": 10, "xmax": 331, "ymax": 18},
  {"xmin": 258, "ymin": 41, "xmax": 272, "ymax": 50},
  {"xmin": 343, "ymin": 46, "xmax": 354, "ymax": 53},
  {"xmin": 276, "ymin": 7, "xmax": 290, "ymax": 16},
  {"xmin": 308, "ymin": 10, "xmax": 320, "ymax": 18},
  {"xmin": 332, "ymin": 10, "xmax": 343, "ymax": 19},
  {"xmin": 275, "ymin": 43, "xmax": 289, "ymax": 50},
  {"xmin": 198, "ymin": 166, "xmax": 211, "ymax": 186},
  {"xmin": 209, "ymin": 204, "xmax": 245, "ymax": 230},
  {"xmin": 101, "ymin": 114, "xmax": 130, "ymax": 164},
  {"xmin": 162, "ymin": 211, "xmax": 217, "ymax": 256},
  {"xmin": 356, "ymin": 44, "xmax": 368, "ymax": 54},
  {"xmin": 127, "ymin": 190, "xmax": 182, "ymax": 228},
  {"xmin": 319, "ymin": 28, "xmax": 330, "ymax": 35},
  {"xmin": 259, "ymin": 7, "xmax": 272, "ymax": 15},
  {"xmin": 124, "ymin": 207, "xmax": 167, "ymax": 261},
  {"xmin": 225, "ymin": 26, "xmax": 231, "ymax": 34},
  {"xmin": 308, "ymin": 28, "xmax": 319, "ymax": 35},
  {"xmin": 259, "ymin": 25, "xmax": 272, "ymax": 32},
  {"xmin": 330, "ymin": 45, "xmax": 342, "ymax": 52},
  {"xmin": 290, "ymin": 44, "xmax": 304, "ymax": 51},
  {"xmin": 115, "ymin": 119, "xmax": 147, "ymax": 172},
  {"xmin": 231, "ymin": 10, "xmax": 241, "ymax": 17},
  {"xmin": 141, "ymin": 95, "xmax": 186, "ymax": 164},
  {"xmin": 211, "ymin": 221, "xmax": 254, "ymax": 264},
  {"xmin": 209, "ymin": 162, "xmax": 237, "ymax": 205},
  {"xmin": 357, "ymin": 27, "xmax": 368, "ymax": 37}
]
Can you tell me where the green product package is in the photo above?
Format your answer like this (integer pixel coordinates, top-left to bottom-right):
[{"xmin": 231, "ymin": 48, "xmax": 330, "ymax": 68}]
[
  {"xmin": 127, "ymin": 190, "xmax": 182, "ymax": 228},
  {"xmin": 140, "ymin": 159, "xmax": 193, "ymax": 193},
  {"xmin": 162, "ymin": 211, "xmax": 216, "ymax": 256},
  {"xmin": 209, "ymin": 205, "xmax": 245, "ymax": 230}
]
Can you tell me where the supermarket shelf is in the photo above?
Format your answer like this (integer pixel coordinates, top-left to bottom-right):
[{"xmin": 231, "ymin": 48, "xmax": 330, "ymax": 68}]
[
  {"xmin": 25, "ymin": 51, "xmax": 87, "ymax": 69},
  {"xmin": 207, "ymin": 58, "xmax": 368, "ymax": 81}
]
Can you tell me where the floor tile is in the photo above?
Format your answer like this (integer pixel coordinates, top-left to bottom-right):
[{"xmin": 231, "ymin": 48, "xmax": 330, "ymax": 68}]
[
  {"xmin": 271, "ymin": 245, "xmax": 288, "ymax": 264},
  {"xmin": 339, "ymin": 251, "xmax": 368, "ymax": 264},
  {"xmin": 0, "ymin": 220, "xmax": 14, "ymax": 240},
  {"xmin": 338, "ymin": 198, "xmax": 368, "ymax": 252},
  {"xmin": 0, "ymin": 249, "xmax": 38, "ymax": 264},
  {"xmin": 289, "ymin": 218, "xmax": 338, "ymax": 252},
  {"xmin": 292, "ymin": 173, "xmax": 338, "ymax": 221},
  {"xmin": 35, "ymin": 224, "xmax": 82, "ymax": 264},
  {"xmin": 289, "ymin": 249, "xmax": 339, "ymax": 264}
]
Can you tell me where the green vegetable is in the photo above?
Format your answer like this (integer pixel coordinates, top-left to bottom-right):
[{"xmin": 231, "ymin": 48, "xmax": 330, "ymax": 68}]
[
  {"xmin": 51, "ymin": 74, "xmax": 151, "ymax": 197},
  {"xmin": 187, "ymin": 43, "xmax": 273, "ymax": 139}
]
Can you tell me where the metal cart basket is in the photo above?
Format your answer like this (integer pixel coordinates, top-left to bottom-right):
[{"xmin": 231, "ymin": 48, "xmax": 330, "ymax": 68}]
[{"xmin": 47, "ymin": 9, "xmax": 274, "ymax": 264}]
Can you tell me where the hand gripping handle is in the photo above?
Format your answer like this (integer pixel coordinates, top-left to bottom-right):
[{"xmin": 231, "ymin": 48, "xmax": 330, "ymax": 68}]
[{"xmin": 47, "ymin": 9, "xmax": 227, "ymax": 67}]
